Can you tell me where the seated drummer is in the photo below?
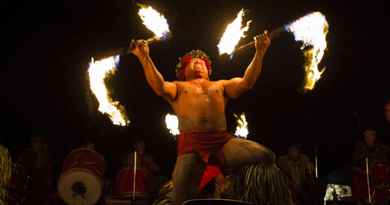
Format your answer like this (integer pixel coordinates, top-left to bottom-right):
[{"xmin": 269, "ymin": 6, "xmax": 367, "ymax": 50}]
[
  {"xmin": 353, "ymin": 128, "xmax": 390, "ymax": 170},
  {"xmin": 122, "ymin": 140, "xmax": 160, "ymax": 193}
]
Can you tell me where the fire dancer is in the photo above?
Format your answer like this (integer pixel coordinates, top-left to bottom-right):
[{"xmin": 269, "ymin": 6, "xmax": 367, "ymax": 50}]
[{"xmin": 130, "ymin": 31, "xmax": 290, "ymax": 205}]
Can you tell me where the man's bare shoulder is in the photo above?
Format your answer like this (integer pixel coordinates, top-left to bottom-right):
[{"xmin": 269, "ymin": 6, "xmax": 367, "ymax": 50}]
[
  {"xmin": 217, "ymin": 78, "xmax": 243, "ymax": 85},
  {"xmin": 172, "ymin": 80, "xmax": 187, "ymax": 88},
  {"xmin": 169, "ymin": 81, "xmax": 190, "ymax": 95},
  {"xmin": 213, "ymin": 79, "xmax": 229, "ymax": 86},
  {"xmin": 215, "ymin": 79, "xmax": 226, "ymax": 83},
  {"xmin": 173, "ymin": 80, "xmax": 185, "ymax": 85}
]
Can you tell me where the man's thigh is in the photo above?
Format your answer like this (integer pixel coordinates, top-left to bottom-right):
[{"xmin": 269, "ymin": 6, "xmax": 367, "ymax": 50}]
[
  {"xmin": 222, "ymin": 138, "xmax": 275, "ymax": 169},
  {"xmin": 172, "ymin": 153, "xmax": 205, "ymax": 204}
]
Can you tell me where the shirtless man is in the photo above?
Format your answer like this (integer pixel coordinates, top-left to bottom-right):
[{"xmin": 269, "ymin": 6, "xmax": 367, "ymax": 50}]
[{"xmin": 131, "ymin": 31, "xmax": 277, "ymax": 204}]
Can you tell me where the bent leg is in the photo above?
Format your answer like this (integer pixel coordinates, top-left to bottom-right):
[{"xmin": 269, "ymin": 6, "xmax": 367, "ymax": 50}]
[
  {"xmin": 222, "ymin": 138, "xmax": 275, "ymax": 169},
  {"xmin": 172, "ymin": 153, "xmax": 205, "ymax": 205},
  {"xmin": 221, "ymin": 138, "xmax": 290, "ymax": 205}
]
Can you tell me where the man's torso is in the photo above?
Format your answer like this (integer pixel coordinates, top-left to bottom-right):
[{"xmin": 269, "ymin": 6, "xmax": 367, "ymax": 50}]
[{"xmin": 169, "ymin": 79, "xmax": 228, "ymax": 132}]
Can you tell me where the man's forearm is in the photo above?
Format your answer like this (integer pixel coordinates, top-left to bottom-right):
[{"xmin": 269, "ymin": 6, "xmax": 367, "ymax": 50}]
[
  {"xmin": 242, "ymin": 51, "xmax": 265, "ymax": 88},
  {"xmin": 138, "ymin": 55, "xmax": 166, "ymax": 95}
]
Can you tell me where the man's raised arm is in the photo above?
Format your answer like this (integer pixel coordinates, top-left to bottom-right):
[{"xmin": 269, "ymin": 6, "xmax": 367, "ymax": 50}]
[
  {"xmin": 130, "ymin": 40, "xmax": 177, "ymax": 101},
  {"xmin": 223, "ymin": 31, "xmax": 271, "ymax": 98}
]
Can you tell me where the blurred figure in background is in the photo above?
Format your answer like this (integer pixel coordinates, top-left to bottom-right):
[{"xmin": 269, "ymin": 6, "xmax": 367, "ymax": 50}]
[
  {"xmin": 115, "ymin": 140, "xmax": 161, "ymax": 198},
  {"xmin": 352, "ymin": 129, "xmax": 389, "ymax": 171},
  {"xmin": 277, "ymin": 144, "xmax": 315, "ymax": 205},
  {"xmin": 17, "ymin": 133, "xmax": 54, "ymax": 205},
  {"xmin": 352, "ymin": 128, "xmax": 390, "ymax": 205}
]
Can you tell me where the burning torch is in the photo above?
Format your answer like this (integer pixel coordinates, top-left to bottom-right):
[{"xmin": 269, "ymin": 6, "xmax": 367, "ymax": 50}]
[
  {"xmin": 128, "ymin": 4, "xmax": 171, "ymax": 53},
  {"xmin": 232, "ymin": 27, "xmax": 285, "ymax": 52},
  {"xmin": 218, "ymin": 11, "xmax": 329, "ymax": 91},
  {"xmin": 94, "ymin": 4, "xmax": 171, "ymax": 59},
  {"xmin": 87, "ymin": 4, "xmax": 171, "ymax": 127}
]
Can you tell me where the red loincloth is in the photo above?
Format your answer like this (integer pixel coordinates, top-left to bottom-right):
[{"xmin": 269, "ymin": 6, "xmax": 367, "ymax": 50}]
[
  {"xmin": 177, "ymin": 131, "xmax": 233, "ymax": 164},
  {"xmin": 199, "ymin": 164, "xmax": 223, "ymax": 191},
  {"xmin": 177, "ymin": 131, "xmax": 233, "ymax": 191}
]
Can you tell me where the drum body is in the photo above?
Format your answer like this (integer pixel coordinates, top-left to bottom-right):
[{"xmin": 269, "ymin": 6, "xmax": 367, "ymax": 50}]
[{"xmin": 58, "ymin": 148, "xmax": 106, "ymax": 205}]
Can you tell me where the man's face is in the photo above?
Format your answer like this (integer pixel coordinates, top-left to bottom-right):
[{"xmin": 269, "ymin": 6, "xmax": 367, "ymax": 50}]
[
  {"xmin": 364, "ymin": 130, "xmax": 376, "ymax": 146},
  {"xmin": 184, "ymin": 58, "xmax": 209, "ymax": 80}
]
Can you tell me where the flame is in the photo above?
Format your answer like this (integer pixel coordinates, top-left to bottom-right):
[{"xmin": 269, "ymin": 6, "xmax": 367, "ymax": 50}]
[
  {"xmin": 218, "ymin": 9, "xmax": 251, "ymax": 55},
  {"xmin": 138, "ymin": 5, "xmax": 170, "ymax": 39},
  {"xmin": 165, "ymin": 113, "xmax": 180, "ymax": 136},
  {"xmin": 286, "ymin": 12, "xmax": 329, "ymax": 91},
  {"xmin": 88, "ymin": 56, "xmax": 129, "ymax": 126},
  {"xmin": 234, "ymin": 113, "xmax": 249, "ymax": 138}
]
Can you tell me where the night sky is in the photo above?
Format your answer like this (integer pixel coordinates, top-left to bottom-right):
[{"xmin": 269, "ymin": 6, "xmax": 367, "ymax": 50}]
[{"xmin": 2, "ymin": 0, "xmax": 388, "ymax": 180}]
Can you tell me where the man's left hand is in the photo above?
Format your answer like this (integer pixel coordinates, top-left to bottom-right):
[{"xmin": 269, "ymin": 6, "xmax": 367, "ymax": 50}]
[{"xmin": 254, "ymin": 30, "xmax": 271, "ymax": 55}]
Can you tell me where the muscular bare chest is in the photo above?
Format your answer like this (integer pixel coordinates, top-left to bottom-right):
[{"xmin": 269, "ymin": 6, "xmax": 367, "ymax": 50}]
[
  {"xmin": 168, "ymin": 81, "xmax": 225, "ymax": 113},
  {"xmin": 179, "ymin": 81, "xmax": 224, "ymax": 103},
  {"xmin": 171, "ymin": 80, "xmax": 228, "ymax": 131}
]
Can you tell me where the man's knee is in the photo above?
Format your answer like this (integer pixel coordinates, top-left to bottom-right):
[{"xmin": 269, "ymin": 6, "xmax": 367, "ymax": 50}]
[
  {"xmin": 251, "ymin": 143, "xmax": 276, "ymax": 165},
  {"xmin": 260, "ymin": 147, "xmax": 276, "ymax": 165},
  {"xmin": 223, "ymin": 139, "xmax": 276, "ymax": 167}
]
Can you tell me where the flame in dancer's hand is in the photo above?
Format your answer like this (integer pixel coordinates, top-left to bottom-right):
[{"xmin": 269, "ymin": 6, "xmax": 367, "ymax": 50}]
[
  {"xmin": 286, "ymin": 12, "xmax": 329, "ymax": 91},
  {"xmin": 165, "ymin": 113, "xmax": 180, "ymax": 136},
  {"xmin": 88, "ymin": 56, "xmax": 129, "ymax": 126},
  {"xmin": 138, "ymin": 4, "xmax": 170, "ymax": 39},
  {"xmin": 218, "ymin": 9, "xmax": 251, "ymax": 55},
  {"xmin": 234, "ymin": 113, "xmax": 249, "ymax": 138}
]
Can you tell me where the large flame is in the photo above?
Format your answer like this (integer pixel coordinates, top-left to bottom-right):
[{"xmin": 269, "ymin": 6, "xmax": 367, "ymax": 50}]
[
  {"xmin": 218, "ymin": 9, "xmax": 251, "ymax": 55},
  {"xmin": 234, "ymin": 113, "xmax": 249, "ymax": 138},
  {"xmin": 286, "ymin": 12, "xmax": 329, "ymax": 91},
  {"xmin": 165, "ymin": 113, "xmax": 180, "ymax": 136},
  {"xmin": 138, "ymin": 5, "xmax": 170, "ymax": 39},
  {"xmin": 88, "ymin": 56, "xmax": 129, "ymax": 126}
]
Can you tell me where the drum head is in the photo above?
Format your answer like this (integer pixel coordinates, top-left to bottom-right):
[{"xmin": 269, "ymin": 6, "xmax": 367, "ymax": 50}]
[
  {"xmin": 62, "ymin": 148, "xmax": 106, "ymax": 176},
  {"xmin": 58, "ymin": 168, "xmax": 103, "ymax": 205}
]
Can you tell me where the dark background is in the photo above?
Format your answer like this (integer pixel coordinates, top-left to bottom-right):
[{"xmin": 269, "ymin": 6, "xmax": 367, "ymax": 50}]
[{"xmin": 2, "ymin": 0, "xmax": 388, "ymax": 180}]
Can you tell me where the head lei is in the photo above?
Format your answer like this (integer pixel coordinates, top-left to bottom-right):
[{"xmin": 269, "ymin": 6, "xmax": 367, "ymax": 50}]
[{"xmin": 175, "ymin": 50, "xmax": 212, "ymax": 80}]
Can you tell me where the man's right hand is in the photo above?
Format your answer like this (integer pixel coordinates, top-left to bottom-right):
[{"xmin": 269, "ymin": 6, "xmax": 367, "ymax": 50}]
[
  {"xmin": 130, "ymin": 39, "xmax": 150, "ymax": 60},
  {"xmin": 254, "ymin": 30, "xmax": 271, "ymax": 56}
]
